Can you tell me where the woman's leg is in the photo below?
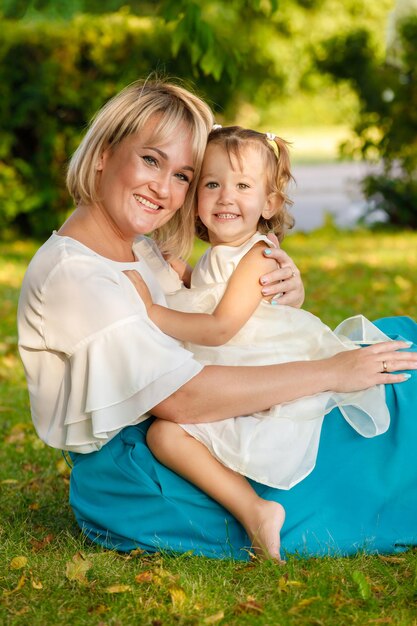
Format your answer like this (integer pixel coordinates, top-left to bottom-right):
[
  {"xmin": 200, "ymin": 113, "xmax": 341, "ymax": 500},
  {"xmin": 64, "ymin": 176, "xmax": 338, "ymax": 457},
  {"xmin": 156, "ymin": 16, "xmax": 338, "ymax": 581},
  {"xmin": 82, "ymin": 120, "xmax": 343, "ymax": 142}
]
[{"xmin": 147, "ymin": 419, "xmax": 285, "ymax": 561}]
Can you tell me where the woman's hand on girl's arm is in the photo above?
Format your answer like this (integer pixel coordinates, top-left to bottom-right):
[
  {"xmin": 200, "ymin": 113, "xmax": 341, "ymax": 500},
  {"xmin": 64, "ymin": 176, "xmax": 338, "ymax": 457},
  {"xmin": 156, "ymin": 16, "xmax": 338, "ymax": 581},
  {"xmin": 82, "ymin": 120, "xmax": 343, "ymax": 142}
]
[
  {"xmin": 165, "ymin": 256, "xmax": 193, "ymax": 288},
  {"xmin": 259, "ymin": 233, "xmax": 305, "ymax": 308}
]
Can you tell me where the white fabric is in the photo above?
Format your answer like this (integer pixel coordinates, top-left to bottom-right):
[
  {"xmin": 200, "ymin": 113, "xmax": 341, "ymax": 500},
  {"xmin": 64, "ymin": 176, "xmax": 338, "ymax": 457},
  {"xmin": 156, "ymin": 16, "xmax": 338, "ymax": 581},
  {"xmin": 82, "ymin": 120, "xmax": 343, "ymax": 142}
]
[
  {"xmin": 17, "ymin": 234, "xmax": 202, "ymax": 453},
  {"xmin": 137, "ymin": 233, "xmax": 391, "ymax": 489}
]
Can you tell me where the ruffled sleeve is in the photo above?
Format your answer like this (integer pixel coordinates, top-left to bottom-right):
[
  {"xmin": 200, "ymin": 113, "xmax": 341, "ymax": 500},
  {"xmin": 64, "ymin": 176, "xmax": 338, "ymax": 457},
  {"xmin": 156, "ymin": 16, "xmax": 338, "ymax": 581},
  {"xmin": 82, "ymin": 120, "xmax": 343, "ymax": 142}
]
[{"xmin": 18, "ymin": 240, "xmax": 202, "ymax": 453}]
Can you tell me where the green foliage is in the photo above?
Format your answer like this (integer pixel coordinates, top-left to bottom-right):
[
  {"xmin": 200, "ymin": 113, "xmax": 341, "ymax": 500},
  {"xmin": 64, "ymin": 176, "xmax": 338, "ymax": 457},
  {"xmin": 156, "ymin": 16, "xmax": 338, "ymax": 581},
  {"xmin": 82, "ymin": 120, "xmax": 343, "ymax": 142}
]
[
  {"xmin": 315, "ymin": 9, "xmax": 417, "ymax": 228},
  {"xmin": 0, "ymin": 6, "xmax": 291, "ymax": 238}
]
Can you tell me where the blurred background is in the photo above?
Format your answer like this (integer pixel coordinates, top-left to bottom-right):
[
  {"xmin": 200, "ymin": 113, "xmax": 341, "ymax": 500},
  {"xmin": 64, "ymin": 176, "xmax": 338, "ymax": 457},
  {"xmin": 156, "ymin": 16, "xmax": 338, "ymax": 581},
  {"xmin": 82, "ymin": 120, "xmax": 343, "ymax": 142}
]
[{"xmin": 0, "ymin": 0, "xmax": 416, "ymax": 239}]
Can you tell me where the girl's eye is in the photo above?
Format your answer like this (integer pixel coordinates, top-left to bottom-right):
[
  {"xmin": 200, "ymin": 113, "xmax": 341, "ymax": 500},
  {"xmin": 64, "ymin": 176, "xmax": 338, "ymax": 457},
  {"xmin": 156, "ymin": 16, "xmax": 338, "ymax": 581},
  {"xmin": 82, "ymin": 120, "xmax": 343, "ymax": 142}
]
[
  {"xmin": 206, "ymin": 181, "xmax": 219, "ymax": 189},
  {"xmin": 175, "ymin": 172, "xmax": 191, "ymax": 183},
  {"xmin": 143, "ymin": 155, "xmax": 157, "ymax": 166}
]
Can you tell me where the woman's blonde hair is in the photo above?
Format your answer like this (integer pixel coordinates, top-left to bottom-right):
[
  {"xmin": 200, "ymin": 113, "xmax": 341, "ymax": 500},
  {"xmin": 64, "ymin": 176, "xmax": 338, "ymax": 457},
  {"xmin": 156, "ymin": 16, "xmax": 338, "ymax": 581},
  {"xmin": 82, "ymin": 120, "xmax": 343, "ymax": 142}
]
[
  {"xmin": 195, "ymin": 126, "xmax": 295, "ymax": 243},
  {"xmin": 66, "ymin": 78, "xmax": 214, "ymax": 259}
]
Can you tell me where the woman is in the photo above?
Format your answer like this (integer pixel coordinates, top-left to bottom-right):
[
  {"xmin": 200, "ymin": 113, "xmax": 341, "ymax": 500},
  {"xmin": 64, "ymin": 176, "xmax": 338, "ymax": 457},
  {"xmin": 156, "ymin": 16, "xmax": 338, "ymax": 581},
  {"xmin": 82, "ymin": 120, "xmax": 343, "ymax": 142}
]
[{"xmin": 18, "ymin": 79, "xmax": 417, "ymax": 560}]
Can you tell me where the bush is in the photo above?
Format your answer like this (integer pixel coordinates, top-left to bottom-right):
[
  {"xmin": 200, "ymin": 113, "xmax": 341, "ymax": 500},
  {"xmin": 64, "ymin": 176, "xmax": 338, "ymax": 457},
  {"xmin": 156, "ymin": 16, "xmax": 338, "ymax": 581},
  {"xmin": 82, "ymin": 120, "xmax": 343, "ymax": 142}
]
[{"xmin": 315, "ymin": 13, "xmax": 417, "ymax": 228}]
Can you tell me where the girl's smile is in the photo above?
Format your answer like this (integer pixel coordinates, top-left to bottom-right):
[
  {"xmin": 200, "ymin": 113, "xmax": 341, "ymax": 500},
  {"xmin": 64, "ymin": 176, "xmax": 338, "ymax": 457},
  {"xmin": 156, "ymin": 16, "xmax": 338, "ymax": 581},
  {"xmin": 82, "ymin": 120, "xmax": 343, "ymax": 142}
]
[{"xmin": 197, "ymin": 143, "xmax": 277, "ymax": 247}]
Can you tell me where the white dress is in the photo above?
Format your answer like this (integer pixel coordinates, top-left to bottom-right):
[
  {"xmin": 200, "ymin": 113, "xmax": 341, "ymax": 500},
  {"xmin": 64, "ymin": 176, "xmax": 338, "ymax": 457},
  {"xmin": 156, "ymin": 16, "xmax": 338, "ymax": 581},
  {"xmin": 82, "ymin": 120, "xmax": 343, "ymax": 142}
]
[
  {"xmin": 17, "ymin": 234, "xmax": 202, "ymax": 453},
  {"xmin": 137, "ymin": 233, "xmax": 391, "ymax": 489}
]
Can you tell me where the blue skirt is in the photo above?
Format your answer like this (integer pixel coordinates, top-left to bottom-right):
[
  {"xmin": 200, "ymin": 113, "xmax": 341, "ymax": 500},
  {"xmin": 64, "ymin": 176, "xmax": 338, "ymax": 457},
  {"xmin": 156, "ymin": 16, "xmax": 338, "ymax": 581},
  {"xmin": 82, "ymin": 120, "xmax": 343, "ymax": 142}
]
[{"xmin": 69, "ymin": 316, "xmax": 417, "ymax": 559}]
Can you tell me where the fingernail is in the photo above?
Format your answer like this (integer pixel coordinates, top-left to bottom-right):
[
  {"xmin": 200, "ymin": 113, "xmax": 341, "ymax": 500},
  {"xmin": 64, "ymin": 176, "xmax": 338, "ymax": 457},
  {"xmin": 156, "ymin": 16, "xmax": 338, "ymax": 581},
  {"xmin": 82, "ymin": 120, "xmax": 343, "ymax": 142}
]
[
  {"xmin": 271, "ymin": 299, "xmax": 278, "ymax": 306},
  {"xmin": 260, "ymin": 277, "xmax": 268, "ymax": 285},
  {"xmin": 403, "ymin": 373, "xmax": 412, "ymax": 380},
  {"xmin": 262, "ymin": 288, "xmax": 271, "ymax": 296},
  {"xmin": 264, "ymin": 248, "xmax": 272, "ymax": 256}
]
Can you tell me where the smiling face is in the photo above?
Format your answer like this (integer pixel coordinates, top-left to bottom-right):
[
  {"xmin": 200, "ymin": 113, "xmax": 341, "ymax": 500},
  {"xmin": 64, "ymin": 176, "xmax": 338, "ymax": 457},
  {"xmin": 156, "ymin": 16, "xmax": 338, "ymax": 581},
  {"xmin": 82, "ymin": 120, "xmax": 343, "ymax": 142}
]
[
  {"xmin": 197, "ymin": 142, "xmax": 277, "ymax": 247},
  {"xmin": 96, "ymin": 118, "xmax": 195, "ymax": 240}
]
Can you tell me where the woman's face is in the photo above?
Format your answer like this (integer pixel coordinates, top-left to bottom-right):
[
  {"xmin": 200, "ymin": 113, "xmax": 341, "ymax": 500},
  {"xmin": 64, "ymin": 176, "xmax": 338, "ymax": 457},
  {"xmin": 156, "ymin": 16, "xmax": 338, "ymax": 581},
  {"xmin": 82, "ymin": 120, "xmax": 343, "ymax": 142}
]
[{"xmin": 96, "ymin": 119, "xmax": 195, "ymax": 239}]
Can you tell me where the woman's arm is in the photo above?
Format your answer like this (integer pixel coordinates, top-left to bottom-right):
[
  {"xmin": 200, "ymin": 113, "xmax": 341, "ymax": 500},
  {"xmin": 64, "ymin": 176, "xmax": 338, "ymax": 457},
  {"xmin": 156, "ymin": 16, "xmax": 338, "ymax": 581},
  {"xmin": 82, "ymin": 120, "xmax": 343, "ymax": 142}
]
[
  {"xmin": 152, "ymin": 341, "xmax": 417, "ymax": 423},
  {"xmin": 125, "ymin": 243, "xmax": 277, "ymax": 346}
]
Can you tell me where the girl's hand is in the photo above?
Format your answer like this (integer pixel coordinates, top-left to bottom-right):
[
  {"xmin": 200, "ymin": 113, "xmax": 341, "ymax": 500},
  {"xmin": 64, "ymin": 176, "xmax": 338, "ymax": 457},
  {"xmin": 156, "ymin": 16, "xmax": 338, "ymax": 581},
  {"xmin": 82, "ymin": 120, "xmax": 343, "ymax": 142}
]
[
  {"xmin": 124, "ymin": 270, "xmax": 154, "ymax": 312},
  {"xmin": 260, "ymin": 233, "xmax": 305, "ymax": 308},
  {"xmin": 325, "ymin": 341, "xmax": 416, "ymax": 392}
]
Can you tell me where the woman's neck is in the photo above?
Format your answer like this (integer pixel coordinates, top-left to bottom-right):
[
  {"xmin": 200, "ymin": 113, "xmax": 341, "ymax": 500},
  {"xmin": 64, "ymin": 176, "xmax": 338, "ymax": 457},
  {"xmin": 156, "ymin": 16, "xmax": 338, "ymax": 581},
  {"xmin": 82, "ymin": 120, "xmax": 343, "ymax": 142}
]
[{"xmin": 58, "ymin": 205, "xmax": 136, "ymax": 262}]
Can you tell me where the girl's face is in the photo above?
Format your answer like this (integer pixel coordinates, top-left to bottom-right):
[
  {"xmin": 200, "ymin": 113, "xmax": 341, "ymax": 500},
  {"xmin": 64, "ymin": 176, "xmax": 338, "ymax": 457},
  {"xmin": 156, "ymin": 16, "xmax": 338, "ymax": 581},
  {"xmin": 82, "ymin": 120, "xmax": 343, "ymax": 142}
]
[
  {"xmin": 96, "ymin": 118, "xmax": 195, "ymax": 239},
  {"xmin": 197, "ymin": 142, "xmax": 276, "ymax": 247}
]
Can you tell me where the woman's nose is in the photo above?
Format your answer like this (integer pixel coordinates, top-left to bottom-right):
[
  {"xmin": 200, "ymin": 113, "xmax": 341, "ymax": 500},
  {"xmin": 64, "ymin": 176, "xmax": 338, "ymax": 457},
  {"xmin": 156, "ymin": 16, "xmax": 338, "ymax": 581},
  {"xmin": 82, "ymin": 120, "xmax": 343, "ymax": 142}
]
[{"xmin": 148, "ymin": 171, "xmax": 170, "ymax": 198}]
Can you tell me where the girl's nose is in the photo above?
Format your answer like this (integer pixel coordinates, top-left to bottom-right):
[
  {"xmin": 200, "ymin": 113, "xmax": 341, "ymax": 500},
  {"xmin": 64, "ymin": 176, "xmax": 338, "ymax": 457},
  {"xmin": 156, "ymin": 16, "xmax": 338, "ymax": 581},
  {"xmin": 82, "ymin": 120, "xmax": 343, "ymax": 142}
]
[{"xmin": 218, "ymin": 186, "xmax": 234, "ymax": 205}]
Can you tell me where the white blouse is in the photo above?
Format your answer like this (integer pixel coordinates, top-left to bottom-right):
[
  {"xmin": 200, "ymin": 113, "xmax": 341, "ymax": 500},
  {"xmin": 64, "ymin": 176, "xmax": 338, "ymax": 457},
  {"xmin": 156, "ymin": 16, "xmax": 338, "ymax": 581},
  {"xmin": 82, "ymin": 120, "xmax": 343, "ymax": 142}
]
[{"xmin": 17, "ymin": 234, "xmax": 202, "ymax": 453}]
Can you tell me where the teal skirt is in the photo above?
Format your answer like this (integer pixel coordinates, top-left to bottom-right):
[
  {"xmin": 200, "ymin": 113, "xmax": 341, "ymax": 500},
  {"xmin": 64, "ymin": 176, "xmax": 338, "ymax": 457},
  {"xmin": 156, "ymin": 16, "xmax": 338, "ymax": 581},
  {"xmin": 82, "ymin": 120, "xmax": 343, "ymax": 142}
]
[{"xmin": 69, "ymin": 317, "xmax": 417, "ymax": 559}]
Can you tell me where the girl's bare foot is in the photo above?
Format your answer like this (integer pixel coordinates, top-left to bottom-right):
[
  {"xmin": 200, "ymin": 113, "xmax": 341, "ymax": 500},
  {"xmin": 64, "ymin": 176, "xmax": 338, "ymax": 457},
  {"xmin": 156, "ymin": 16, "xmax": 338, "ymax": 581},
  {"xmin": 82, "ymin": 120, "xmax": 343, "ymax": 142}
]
[{"xmin": 245, "ymin": 500, "xmax": 286, "ymax": 562}]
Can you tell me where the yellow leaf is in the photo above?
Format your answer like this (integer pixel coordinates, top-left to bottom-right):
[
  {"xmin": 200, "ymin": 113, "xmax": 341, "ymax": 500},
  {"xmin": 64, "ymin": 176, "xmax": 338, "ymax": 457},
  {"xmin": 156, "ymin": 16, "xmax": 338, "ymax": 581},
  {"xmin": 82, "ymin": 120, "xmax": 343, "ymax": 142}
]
[
  {"xmin": 288, "ymin": 596, "xmax": 321, "ymax": 614},
  {"xmin": 31, "ymin": 578, "xmax": 43, "ymax": 590},
  {"xmin": 204, "ymin": 611, "xmax": 224, "ymax": 624},
  {"xmin": 135, "ymin": 571, "xmax": 153, "ymax": 583},
  {"xmin": 170, "ymin": 586, "xmax": 186, "ymax": 610},
  {"xmin": 1, "ymin": 479, "xmax": 19, "ymax": 485},
  {"xmin": 65, "ymin": 552, "xmax": 92, "ymax": 585},
  {"xmin": 10, "ymin": 556, "xmax": 28, "ymax": 570},
  {"xmin": 3, "ymin": 574, "xmax": 26, "ymax": 596},
  {"xmin": 378, "ymin": 555, "xmax": 405, "ymax": 564},
  {"xmin": 105, "ymin": 584, "xmax": 132, "ymax": 594}
]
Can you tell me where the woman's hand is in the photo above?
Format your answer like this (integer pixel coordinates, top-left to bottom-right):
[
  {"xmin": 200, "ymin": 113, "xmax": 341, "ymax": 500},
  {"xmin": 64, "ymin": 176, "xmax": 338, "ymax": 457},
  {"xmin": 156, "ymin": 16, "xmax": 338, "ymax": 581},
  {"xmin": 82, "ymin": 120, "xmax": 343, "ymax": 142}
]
[
  {"xmin": 259, "ymin": 233, "xmax": 305, "ymax": 308},
  {"xmin": 325, "ymin": 341, "xmax": 416, "ymax": 393},
  {"xmin": 124, "ymin": 270, "xmax": 154, "ymax": 313}
]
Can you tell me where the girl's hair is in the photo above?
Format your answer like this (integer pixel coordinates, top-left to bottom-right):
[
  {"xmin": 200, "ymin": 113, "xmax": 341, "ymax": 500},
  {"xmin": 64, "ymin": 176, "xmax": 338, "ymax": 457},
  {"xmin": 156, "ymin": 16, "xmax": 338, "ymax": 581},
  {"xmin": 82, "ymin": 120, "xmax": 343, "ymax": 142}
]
[
  {"xmin": 66, "ymin": 78, "xmax": 214, "ymax": 259},
  {"xmin": 195, "ymin": 125, "xmax": 295, "ymax": 243}
]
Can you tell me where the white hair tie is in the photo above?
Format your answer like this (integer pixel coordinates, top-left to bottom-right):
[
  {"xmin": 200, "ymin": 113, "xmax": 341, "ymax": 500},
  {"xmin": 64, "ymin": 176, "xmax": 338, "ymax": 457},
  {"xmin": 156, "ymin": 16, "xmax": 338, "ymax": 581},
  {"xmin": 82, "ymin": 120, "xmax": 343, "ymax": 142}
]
[
  {"xmin": 212, "ymin": 124, "xmax": 222, "ymax": 130},
  {"xmin": 265, "ymin": 132, "xmax": 279, "ymax": 158}
]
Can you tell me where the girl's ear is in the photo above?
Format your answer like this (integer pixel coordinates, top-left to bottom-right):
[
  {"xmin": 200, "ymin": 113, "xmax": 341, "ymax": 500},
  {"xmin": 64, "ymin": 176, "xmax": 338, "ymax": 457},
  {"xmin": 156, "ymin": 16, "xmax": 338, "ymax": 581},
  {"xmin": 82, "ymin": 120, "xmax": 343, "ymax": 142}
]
[{"xmin": 262, "ymin": 192, "xmax": 281, "ymax": 219}]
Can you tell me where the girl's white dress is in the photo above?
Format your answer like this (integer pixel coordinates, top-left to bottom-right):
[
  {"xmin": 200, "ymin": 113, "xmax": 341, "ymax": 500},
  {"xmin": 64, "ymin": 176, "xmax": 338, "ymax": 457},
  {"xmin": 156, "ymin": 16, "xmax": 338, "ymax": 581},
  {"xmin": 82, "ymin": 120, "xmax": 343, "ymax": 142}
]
[{"xmin": 137, "ymin": 233, "xmax": 391, "ymax": 489}]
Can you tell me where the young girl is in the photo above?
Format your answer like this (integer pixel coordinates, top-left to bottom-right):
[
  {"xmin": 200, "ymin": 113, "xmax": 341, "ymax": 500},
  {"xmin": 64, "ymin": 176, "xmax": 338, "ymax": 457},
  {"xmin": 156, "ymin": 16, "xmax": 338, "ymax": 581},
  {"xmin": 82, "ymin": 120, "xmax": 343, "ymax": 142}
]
[{"xmin": 125, "ymin": 125, "xmax": 408, "ymax": 561}]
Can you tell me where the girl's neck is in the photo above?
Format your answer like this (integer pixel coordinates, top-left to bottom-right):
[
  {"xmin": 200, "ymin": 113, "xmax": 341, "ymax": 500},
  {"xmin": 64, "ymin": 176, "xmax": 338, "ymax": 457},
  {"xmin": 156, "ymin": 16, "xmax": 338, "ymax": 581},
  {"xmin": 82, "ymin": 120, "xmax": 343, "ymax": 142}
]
[
  {"xmin": 58, "ymin": 205, "xmax": 136, "ymax": 262},
  {"xmin": 209, "ymin": 230, "xmax": 259, "ymax": 248}
]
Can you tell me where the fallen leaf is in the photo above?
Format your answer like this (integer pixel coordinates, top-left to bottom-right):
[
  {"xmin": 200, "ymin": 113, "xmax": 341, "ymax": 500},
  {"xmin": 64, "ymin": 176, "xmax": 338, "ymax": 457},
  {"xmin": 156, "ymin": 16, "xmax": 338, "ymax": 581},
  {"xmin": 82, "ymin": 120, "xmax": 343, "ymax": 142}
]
[
  {"xmin": 88, "ymin": 604, "xmax": 110, "ymax": 615},
  {"xmin": 170, "ymin": 586, "xmax": 186, "ymax": 610},
  {"xmin": 204, "ymin": 611, "xmax": 224, "ymax": 624},
  {"xmin": 135, "ymin": 571, "xmax": 154, "ymax": 583},
  {"xmin": 105, "ymin": 584, "xmax": 132, "ymax": 594},
  {"xmin": 235, "ymin": 596, "xmax": 263, "ymax": 614},
  {"xmin": 30, "ymin": 533, "xmax": 54, "ymax": 552},
  {"xmin": 1, "ymin": 479, "xmax": 19, "ymax": 485},
  {"xmin": 352, "ymin": 570, "xmax": 372, "ymax": 600},
  {"xmin": 65, "ymin": 552, "xmax": 92, "ymax": 586},
  {"xmin": 378, "ymin": 555, "xmax": 405, "ymax": 564},
  {"xmin": 28, "ymin": 503, "xmax": 40, "ymax": 511},
  {"xmin": 288, "ymin": 596, "xmax": 321, "ymax": 614},
  {"xmin": 3, "ymin": 574, "xmax": 26, "ymax": 596},
  {"xmin": 10, "ymin": 556, "xmax": 28, "ymax": 570}
]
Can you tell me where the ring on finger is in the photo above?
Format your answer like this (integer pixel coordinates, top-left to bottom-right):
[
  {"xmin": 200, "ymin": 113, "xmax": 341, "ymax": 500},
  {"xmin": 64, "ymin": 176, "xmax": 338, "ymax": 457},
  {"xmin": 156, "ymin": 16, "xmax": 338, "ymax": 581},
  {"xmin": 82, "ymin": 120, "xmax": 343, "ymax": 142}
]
[
  {"xmin": 382, "ymin": 360, "xmax": 388, "ymax": 372},
  {"xmin": 291, "ymin": 268, "xmax": 296, "ymax": 277}
]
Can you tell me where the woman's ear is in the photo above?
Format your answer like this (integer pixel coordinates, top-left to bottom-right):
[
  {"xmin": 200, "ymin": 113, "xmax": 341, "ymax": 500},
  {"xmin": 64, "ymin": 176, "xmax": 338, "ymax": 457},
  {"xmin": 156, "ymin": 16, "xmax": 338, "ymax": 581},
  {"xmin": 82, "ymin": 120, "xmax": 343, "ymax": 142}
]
[{"xmin": 262, "ymin": 192, "xmax": 281, "ymax": 219}]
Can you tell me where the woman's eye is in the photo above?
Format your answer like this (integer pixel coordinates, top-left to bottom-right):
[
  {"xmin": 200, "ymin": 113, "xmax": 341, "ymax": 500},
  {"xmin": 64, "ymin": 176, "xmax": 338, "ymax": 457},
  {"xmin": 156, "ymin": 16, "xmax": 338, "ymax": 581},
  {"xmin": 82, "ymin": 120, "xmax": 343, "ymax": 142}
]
[
  {"xmin": 238, "ymin": 183, "xmax": 249, "ymax": 190},
  {"xmin": 175, "ymin": 172, "xmax": 191, "ymax": 183},
  {"xmin": 143, "ymin": 155, "xmax": 157, "ymax": 166}
]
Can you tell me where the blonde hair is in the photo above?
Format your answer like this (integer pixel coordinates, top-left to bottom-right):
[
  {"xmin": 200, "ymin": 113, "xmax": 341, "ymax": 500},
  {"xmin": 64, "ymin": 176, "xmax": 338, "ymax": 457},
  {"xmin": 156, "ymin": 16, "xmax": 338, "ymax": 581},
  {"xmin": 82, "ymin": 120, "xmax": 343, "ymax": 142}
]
[
  {"xmin": 195, "ymin": 126, "xmax": 295, "ymax": 243},
  {"xmin": 66, "ymin": 78, "xmax": 214, "ymax": 259}
]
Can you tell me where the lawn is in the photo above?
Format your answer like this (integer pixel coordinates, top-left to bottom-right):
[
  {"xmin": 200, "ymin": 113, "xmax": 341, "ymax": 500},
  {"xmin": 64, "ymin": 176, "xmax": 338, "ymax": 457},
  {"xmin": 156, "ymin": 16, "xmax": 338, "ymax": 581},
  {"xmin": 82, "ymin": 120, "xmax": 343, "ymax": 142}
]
[{"xmin": 1, "ymin": 229, "xmax": 417, "ymax": 626}]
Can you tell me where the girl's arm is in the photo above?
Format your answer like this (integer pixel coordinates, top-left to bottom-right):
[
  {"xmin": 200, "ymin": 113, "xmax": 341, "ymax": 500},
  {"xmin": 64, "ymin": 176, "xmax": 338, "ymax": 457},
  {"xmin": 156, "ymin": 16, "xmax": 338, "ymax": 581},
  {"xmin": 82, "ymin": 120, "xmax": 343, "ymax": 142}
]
[
  {"xmin": 124, "ymin": 242, "xmax": 277, "ymax": 346},
  {"xmin": 165, "ymin": 256, "xmax": 193, "ymax": 288}
]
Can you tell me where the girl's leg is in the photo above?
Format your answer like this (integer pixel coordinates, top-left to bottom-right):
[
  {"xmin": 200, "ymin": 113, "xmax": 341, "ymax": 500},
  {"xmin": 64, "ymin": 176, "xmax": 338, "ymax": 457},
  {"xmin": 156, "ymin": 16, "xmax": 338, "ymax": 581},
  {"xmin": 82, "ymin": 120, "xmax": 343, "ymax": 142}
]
[{"xmin": 147, "ymin": 419, "xmax": 285, "ymax": 561}]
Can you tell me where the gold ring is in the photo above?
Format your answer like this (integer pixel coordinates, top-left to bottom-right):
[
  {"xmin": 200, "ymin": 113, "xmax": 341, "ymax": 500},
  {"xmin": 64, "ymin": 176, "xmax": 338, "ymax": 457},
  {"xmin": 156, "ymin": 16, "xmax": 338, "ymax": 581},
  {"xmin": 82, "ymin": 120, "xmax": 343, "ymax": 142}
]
[{"xmin": 382, "ymin": 360, "xmax": 388, "ymax": 372}]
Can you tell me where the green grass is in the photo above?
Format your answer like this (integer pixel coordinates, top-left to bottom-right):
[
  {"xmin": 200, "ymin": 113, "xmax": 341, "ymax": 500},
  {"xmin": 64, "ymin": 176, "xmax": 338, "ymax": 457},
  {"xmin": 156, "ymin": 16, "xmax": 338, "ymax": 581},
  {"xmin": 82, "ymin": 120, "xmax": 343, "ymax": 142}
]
[{"xmin": 1, "ymin": 231, "xmax": 417, "ymax": 626}]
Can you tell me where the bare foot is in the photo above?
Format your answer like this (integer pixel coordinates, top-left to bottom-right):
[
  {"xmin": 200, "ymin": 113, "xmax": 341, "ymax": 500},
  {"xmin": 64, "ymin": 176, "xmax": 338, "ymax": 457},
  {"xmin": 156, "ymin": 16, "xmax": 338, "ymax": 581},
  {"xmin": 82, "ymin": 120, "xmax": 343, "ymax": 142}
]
[{"xmin": 245, "ymin": 499, "xmax": 286, "ymax": 562}]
